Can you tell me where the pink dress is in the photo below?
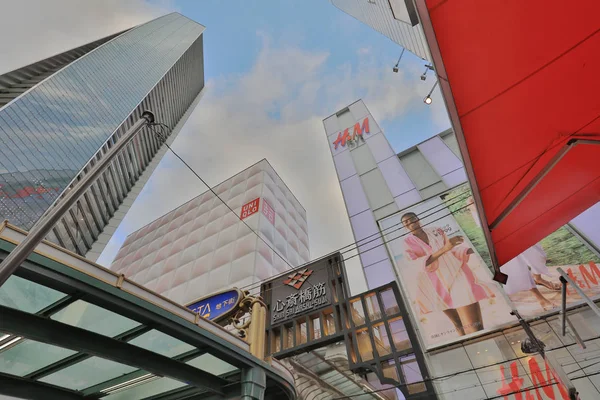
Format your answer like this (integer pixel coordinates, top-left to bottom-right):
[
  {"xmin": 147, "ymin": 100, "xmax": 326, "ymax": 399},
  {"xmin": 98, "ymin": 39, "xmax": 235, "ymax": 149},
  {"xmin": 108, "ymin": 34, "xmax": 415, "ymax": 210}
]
[{"xmin": 403, "ymin": 227, "xmax": 495, "ymax": 314}]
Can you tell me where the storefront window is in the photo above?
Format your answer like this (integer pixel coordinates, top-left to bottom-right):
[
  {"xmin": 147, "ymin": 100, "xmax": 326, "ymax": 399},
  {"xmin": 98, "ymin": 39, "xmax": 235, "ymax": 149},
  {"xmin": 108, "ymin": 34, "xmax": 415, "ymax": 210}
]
[
  {"xmin": 323, "ymin": 310, "xmax": 335, "ymax": 336},
  {"xmin": 356, "ymin": 328, "xmax": 374, "ymax": 361},
  {"xmin": 388, "ymin": 317, "xmax": 410, "ymax": 352},
  {"xmin": 310, "ymin": 314, "xmax": 321, "ymax": 340},
  {"xmin": 400, "ymin": 355, "xmax": 427, "ymax": 394},
  {"xmin": 350, "ymin": 298, "xmax": 366, "ymax": 326},
  {"xmin": 372, "ymin": 322, "xmax": 391, "ymax": 356},
  {"xmin": 364, "ymin": 293, "xmax": 382, "ymax": 322},
  {"xmin": 380, "ymin": 288, "xmax": 400, "ymax": 316},
  {"xmin": 428, "ymin": 318, "xmax": 600, "ymax": 399},
  {"xmin": 297, "ymin": 320, "xmax": 307, "ymax": 345}
]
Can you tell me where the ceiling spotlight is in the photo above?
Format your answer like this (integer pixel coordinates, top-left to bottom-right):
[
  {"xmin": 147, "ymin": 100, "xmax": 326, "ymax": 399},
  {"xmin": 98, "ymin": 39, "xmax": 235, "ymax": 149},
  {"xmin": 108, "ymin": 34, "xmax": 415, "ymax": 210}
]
[
  {"xmin": 393, "ymin": 48, "xmax": 405, "ymax": 73},
  {"xmin": 424, "ymin": 96, "xmax": 432, "ymax": 105}
]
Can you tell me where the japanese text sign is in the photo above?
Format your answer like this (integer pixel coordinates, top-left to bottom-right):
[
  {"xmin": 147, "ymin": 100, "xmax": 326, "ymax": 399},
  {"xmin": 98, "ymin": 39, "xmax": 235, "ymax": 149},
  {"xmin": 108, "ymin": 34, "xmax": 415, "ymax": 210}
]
[{"xmin": 187, "ymin": 288, "xmax": 242, "ymax": 323}]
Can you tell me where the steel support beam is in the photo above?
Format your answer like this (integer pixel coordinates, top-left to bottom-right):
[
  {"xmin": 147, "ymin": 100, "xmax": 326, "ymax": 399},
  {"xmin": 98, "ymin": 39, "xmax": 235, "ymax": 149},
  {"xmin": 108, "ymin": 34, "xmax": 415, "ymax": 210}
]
[
  {"xmin": 557, "ymin": 267, "xmax": 600, "ymax": 320},
  {"xmin": 0, "ymin": 305, "xmax": 225, "ymax": 396},
  {"xmin": 490, "ymin": 138, "xmax": 600, "ymax": 230},
  {"xmin": 0, "ymin": 111, "xmax": 155, "ymax": 288},
  {"xmin": 0, "ymin": 372, "xmax": 83, "ymax": 400}
]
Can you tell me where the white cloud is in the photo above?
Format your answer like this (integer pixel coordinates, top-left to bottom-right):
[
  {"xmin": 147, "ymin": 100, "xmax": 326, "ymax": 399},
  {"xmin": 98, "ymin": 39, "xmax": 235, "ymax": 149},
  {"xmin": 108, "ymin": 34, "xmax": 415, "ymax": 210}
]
[
  {"xmin": 98, "ymin": 34, "xmax": 437, "ymax": 268},
  {"xmin": 0, "ymin": 0, "xmax": 175, "ymax": 74}
]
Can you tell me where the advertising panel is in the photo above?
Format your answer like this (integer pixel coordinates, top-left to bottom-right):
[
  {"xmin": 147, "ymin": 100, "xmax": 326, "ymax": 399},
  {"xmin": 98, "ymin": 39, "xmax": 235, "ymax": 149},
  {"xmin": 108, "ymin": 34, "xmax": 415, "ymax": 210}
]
[
  {"xmin": 442, "ymin": 184, "xmax": 600, "ymax": 319},
  {"xmin": 380, "ymin": 192, "xmax": 516, "ymax": 349}
]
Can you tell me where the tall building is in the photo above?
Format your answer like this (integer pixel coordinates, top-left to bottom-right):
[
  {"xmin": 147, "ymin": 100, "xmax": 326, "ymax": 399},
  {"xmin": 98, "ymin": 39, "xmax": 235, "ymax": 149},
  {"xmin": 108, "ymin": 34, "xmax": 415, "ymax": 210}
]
[
  {"xmin": 330, "ymin": 0, "xmax": 431, "ymax": 61},
  {"xmin": 324, "ymin": 99, "xmax": 600, "ymax": 399},
  {"xmin": 110, "ymin": 159, "xmax": 310, "ymax": 305},
  {"xmin": 0, "ymin": 13, "xmax": 205, "ymax": 260}
]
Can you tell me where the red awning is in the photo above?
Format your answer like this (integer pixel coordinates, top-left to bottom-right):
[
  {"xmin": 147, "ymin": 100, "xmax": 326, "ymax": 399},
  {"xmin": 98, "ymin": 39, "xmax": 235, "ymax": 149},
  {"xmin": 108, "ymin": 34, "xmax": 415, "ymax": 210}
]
[{"xmin": 415, "ymin": 0, "xmax": 600, "ymax": 279}]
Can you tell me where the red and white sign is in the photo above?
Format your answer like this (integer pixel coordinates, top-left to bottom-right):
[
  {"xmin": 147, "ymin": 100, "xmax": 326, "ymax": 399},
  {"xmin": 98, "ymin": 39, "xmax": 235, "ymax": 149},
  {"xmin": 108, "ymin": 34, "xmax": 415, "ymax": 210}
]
[
  {"xmin": 262, "ymin": 199, "xmax": 275, "ymax": 225},
  {"xmin": 241, "ymin": 198, "xmax": 260, "ymax": 220}
]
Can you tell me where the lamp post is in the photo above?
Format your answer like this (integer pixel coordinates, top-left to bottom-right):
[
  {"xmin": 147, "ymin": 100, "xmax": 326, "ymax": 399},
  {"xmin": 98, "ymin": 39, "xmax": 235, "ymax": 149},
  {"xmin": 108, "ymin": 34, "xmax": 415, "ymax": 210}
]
[{"xmin": 0, "ymin": 111, "xmax": 155, "ymax": 287}]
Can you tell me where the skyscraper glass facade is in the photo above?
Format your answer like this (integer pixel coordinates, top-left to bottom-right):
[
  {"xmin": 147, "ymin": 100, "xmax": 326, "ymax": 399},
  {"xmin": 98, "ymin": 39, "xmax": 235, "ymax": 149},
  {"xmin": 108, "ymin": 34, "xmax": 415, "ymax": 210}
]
[{"xmin": 0, "ymin": 13, "xmax": 205, "ymax": 255}]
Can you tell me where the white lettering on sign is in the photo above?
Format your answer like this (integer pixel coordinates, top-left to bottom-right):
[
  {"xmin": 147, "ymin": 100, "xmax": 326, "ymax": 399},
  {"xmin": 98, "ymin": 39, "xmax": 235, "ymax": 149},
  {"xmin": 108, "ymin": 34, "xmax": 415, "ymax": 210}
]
[
  {"xmin": 241, "ymin": 198, "xmax": 260, "ymax": 219},
  {"xmin": 272, "ymin": 282, "xmax": 328, "ymax": 323}
]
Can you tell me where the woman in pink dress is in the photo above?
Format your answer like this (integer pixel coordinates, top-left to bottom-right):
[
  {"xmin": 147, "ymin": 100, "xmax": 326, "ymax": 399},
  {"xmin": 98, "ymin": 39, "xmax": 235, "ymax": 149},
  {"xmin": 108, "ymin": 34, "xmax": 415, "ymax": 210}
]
[{"xmin": 401, "ymin": 212, "xmax": 495, "ymax": 336}]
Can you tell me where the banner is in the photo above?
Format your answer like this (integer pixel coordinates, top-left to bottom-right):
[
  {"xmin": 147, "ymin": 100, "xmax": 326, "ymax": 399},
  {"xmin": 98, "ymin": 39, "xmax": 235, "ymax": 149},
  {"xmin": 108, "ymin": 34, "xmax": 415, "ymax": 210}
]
[
  {"xmin": 380, "ymin": 193, "xmax": 515, "ymax": 348},
  {"xmin": 441, "ymin": 184, "xmax": 600, "ymax": 319}
]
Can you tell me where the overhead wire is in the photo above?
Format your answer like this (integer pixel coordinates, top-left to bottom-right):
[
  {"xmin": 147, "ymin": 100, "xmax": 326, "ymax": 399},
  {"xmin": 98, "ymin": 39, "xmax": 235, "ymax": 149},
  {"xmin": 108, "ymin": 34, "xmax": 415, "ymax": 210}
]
[{"xmin": 148, "ymin": 122, "xmax": 476, "ymax": 298}]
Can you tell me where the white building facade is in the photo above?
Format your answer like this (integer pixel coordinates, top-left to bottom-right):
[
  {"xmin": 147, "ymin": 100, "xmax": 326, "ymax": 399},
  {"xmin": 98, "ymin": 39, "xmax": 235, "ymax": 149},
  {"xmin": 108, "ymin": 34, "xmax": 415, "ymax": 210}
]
[
  {"xmin": 324, "ymin": 99, "xmax": 600, "ymax": 399},
  {"xmin": 110, "ymin": 159, "xmax": 310, "ymax": 305},
  {"xmin": 330, "ymin": 0, "xmax": 431, "ymax": 61}
]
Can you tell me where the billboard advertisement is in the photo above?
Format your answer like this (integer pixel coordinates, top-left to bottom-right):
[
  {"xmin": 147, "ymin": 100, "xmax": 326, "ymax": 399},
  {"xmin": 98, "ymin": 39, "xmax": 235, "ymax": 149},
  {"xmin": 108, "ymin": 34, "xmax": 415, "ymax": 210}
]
[
  {"xmin": 380, "ymin": 183, "xmax": 600, "ymax": 348},
  {"xmin": 441, "ymin": 184, "xmax": 600, "ymax": 319},
  {"xmin": 379, "ymin": 192, "xmax": 516, "ymax": 349}
]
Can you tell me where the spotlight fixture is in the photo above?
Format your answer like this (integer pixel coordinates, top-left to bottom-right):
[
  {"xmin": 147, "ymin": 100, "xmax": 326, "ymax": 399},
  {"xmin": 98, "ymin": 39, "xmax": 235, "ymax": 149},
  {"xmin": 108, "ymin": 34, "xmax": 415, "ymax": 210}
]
[
  {"xmin": 423, "ymin": 80, "xmax": 439, "ymax": 105},
  {"xmin": 393, "ymin": 48, "xmax": 405, "ymax": 73},
  {"xmin": 420, "ymin": 64, "xmax": 434, "ymax": 80}
]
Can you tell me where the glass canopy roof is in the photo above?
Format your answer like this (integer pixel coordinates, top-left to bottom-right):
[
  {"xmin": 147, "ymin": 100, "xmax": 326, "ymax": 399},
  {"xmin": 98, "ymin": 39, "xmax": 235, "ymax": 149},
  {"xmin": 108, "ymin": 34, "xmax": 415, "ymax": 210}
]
[{"xmin": 0, "ymin": 223, "xmax": 296, "ymax": 400}]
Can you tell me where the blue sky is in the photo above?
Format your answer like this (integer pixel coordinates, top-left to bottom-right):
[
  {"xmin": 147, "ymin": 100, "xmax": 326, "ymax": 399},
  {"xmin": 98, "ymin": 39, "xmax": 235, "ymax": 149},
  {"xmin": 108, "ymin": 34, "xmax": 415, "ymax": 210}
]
[
  {"xmin": 92, "ymin": 0, "xmax": 450, "ymax": 266},
  {"xmin": 2, "ymin": 0, "xmax": 449, "ymax": 267},
  {"xmin": 175, "ymin": 0, "xmax": 448, "ymax": 152}
]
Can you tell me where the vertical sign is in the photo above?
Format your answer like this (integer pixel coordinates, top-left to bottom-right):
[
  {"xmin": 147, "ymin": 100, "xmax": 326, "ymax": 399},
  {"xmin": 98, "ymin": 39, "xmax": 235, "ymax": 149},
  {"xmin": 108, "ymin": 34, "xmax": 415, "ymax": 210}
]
[
  {"xmin": 262, "ymin": 199, "xmax": 275, "ymax": 225},
  {"xmin": 241, "ymin": 198, "xmax": 260, "ymax": 220}
]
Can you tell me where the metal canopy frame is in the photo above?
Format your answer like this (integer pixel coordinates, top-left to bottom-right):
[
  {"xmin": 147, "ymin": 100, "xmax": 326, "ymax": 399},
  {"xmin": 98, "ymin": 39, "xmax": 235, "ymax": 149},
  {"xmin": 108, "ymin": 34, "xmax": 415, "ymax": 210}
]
[{"xmin": 0, "ymin": 232, "xmax": 296, "ymax": 400}]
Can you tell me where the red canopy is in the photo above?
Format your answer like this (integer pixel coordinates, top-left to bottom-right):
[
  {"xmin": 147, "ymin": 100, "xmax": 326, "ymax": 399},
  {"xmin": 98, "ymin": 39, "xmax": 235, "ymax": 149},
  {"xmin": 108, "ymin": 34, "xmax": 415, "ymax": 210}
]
[{"xmin": 415, "ymin": 0, "xmax": 600, "ymax": 279}]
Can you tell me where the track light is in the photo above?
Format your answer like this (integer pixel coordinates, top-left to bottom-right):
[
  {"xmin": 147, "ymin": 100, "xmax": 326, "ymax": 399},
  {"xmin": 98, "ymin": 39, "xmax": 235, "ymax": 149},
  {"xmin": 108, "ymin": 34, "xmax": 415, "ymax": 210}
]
[
  {"xmin": 423, "ymin": 80, "xmax": 439, "ymax": 105},
  {"xmin": 393, "ymin": 48, "xmax": 405, "ymax": 73}
]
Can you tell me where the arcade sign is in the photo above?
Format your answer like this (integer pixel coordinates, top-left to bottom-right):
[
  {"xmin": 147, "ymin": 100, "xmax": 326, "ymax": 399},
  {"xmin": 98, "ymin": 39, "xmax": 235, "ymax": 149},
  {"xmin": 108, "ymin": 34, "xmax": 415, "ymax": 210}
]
[
  {"xmin": 186, "ymin": 288, "xmax": 243, "ymax": 323},
  {"xmin": 269, "ymin": 266, "xmax": 332, "ymax": 326}
]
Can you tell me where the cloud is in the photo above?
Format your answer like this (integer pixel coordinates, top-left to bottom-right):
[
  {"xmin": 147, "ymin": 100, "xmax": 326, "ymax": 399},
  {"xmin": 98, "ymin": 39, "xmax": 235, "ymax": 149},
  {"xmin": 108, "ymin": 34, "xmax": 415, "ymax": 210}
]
[
  {"xmin": 98, "ymin": 33, "xmax": 436, "ymax": 267},
  {"xmin": 0, "ymin": 0, "xmax": 175, "ymax": 74}
]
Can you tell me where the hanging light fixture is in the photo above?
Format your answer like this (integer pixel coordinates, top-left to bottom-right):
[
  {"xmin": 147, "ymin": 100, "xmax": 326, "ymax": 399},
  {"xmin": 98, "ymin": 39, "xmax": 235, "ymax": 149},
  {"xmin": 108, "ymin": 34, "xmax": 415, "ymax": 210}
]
[
  {"xmin": 423, "ymin": 80, "xmax": 439, "ymax": 105},
  {"xmin": 393, "ymin": 48, "xmax": 405, "ymax": 73}
]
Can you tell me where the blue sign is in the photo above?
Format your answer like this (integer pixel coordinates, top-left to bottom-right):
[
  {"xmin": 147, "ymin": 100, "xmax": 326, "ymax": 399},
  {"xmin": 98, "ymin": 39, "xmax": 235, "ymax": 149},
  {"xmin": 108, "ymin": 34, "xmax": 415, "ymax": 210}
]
[{"xmin": 186, "ymin": 289, "xmax": 242, "ymax": 322}]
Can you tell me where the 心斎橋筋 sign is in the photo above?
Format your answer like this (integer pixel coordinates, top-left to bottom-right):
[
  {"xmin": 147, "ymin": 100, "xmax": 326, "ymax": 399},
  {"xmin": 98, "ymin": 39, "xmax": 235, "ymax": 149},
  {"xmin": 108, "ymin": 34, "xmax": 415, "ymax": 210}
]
[{"xmin": 269, "ymin": 266, "xmax": 332, "ymax": 326}]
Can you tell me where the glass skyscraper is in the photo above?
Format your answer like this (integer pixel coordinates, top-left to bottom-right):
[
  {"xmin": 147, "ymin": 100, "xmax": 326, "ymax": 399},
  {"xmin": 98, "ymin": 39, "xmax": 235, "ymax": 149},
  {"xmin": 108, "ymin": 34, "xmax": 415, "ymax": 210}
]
[{"xmin": 0, "ymin": 13, "xmax": 205, "ymax": 259}]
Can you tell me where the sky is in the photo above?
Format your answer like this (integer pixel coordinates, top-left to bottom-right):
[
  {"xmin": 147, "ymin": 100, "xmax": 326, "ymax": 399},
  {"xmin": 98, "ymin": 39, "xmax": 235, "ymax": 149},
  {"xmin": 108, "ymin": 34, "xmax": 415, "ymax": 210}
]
[{"xmin": 0, "ymin": 0, "xmax": 450, "ymax": 270}]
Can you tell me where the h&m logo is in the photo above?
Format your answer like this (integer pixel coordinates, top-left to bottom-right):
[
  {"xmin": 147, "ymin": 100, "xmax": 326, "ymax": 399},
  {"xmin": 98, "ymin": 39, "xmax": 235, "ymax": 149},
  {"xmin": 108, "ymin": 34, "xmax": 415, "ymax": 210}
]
[{"xmin": 332, "ymin": 117, "xmax": 370, "ymax": 150}]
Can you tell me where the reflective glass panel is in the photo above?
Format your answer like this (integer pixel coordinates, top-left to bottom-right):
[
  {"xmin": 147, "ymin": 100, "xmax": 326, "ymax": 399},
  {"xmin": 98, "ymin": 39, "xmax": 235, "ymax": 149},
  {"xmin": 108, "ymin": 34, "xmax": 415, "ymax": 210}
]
[
  {"xmin": 40, "ymin": 356, "xmax": 137, "ymax": 390},
  {"xmin": 50, "ymin": 300, "xmax": 140, "ymax": 337},
  {"xmin": 105, "ymin": 376, "xmax": 186, "ymax": 400},
  {"xmin": 0, "ymin": 275, "xmax": 66, "ymax": 314},
  {"xmin": 389, "ymin": 317, "xmax": 410, "ymax": 351},
  {"xmin": 186, "ymin": 354, "xmax": 238, "ymax": 375},
  {"xmin": 128, "ymin": 329, "xmax": 194, "ymax": 358},
  {"xmin": 0, "ymin": 340, "xmax": 76, "ymax": 376}
]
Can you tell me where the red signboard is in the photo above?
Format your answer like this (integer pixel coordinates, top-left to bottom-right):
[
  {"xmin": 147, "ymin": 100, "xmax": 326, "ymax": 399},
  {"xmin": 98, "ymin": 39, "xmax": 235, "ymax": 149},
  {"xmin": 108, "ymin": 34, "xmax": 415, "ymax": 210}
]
[
  {"xmin": 262, "ymin": 199, "xmax": 275, "ymax": 225},
  {"xmin": 241, "ymin": 198, "xmax": 260, "ymax": 220}
]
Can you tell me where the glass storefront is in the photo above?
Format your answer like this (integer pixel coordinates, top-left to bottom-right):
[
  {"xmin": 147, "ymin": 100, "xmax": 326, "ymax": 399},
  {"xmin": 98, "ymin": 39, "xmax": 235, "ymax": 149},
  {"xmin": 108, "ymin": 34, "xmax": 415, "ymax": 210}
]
[{"xmin": 428, "ymin": 308, "xmax": 600, "ymax": 399}]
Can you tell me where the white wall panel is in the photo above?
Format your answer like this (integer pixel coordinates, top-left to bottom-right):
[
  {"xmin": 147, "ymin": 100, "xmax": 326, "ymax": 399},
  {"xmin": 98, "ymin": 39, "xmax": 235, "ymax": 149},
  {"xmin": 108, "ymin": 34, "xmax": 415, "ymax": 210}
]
[
  {"xmin": 333, "ymin": 150, "xmax": 357, "ymax": 181},
  {"xmin": 340, "ymin": 175, "xmax": 370, "ymax": 217},
  {"xmin": 366, "ymin": 133, "xmax": 395, "ymax": 163},
  {"xmin": 323, "ymin": 115, "xmax": 339, "ymax": 135},
  {"xmin": 348, "ymin": 101, "xmax": 369, "ymax": 120},
  {"xmin": 378, "ymin": 156, "xmax": 416, "ymax": 198},
  {"xmin": 418, "ymin": 136, "xmax": 462, "ymax": 178},
  {"xmin": 351, "ymin": 143, "xmax": 377, "ymax": 175},
  {"xmin": 350, "ymin": 209, "xmax": 379, "ymax": 241},
  {"xmin": 360, "ymin": 169, "xmax": 395, "ymax": 211},
  {"xmin": 395, "ymin": 189, "xmax": 422, "ymax": 211},
  {"xmin": 441, "ymin": 168, "xmax": 467, "ymax": 189}
]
